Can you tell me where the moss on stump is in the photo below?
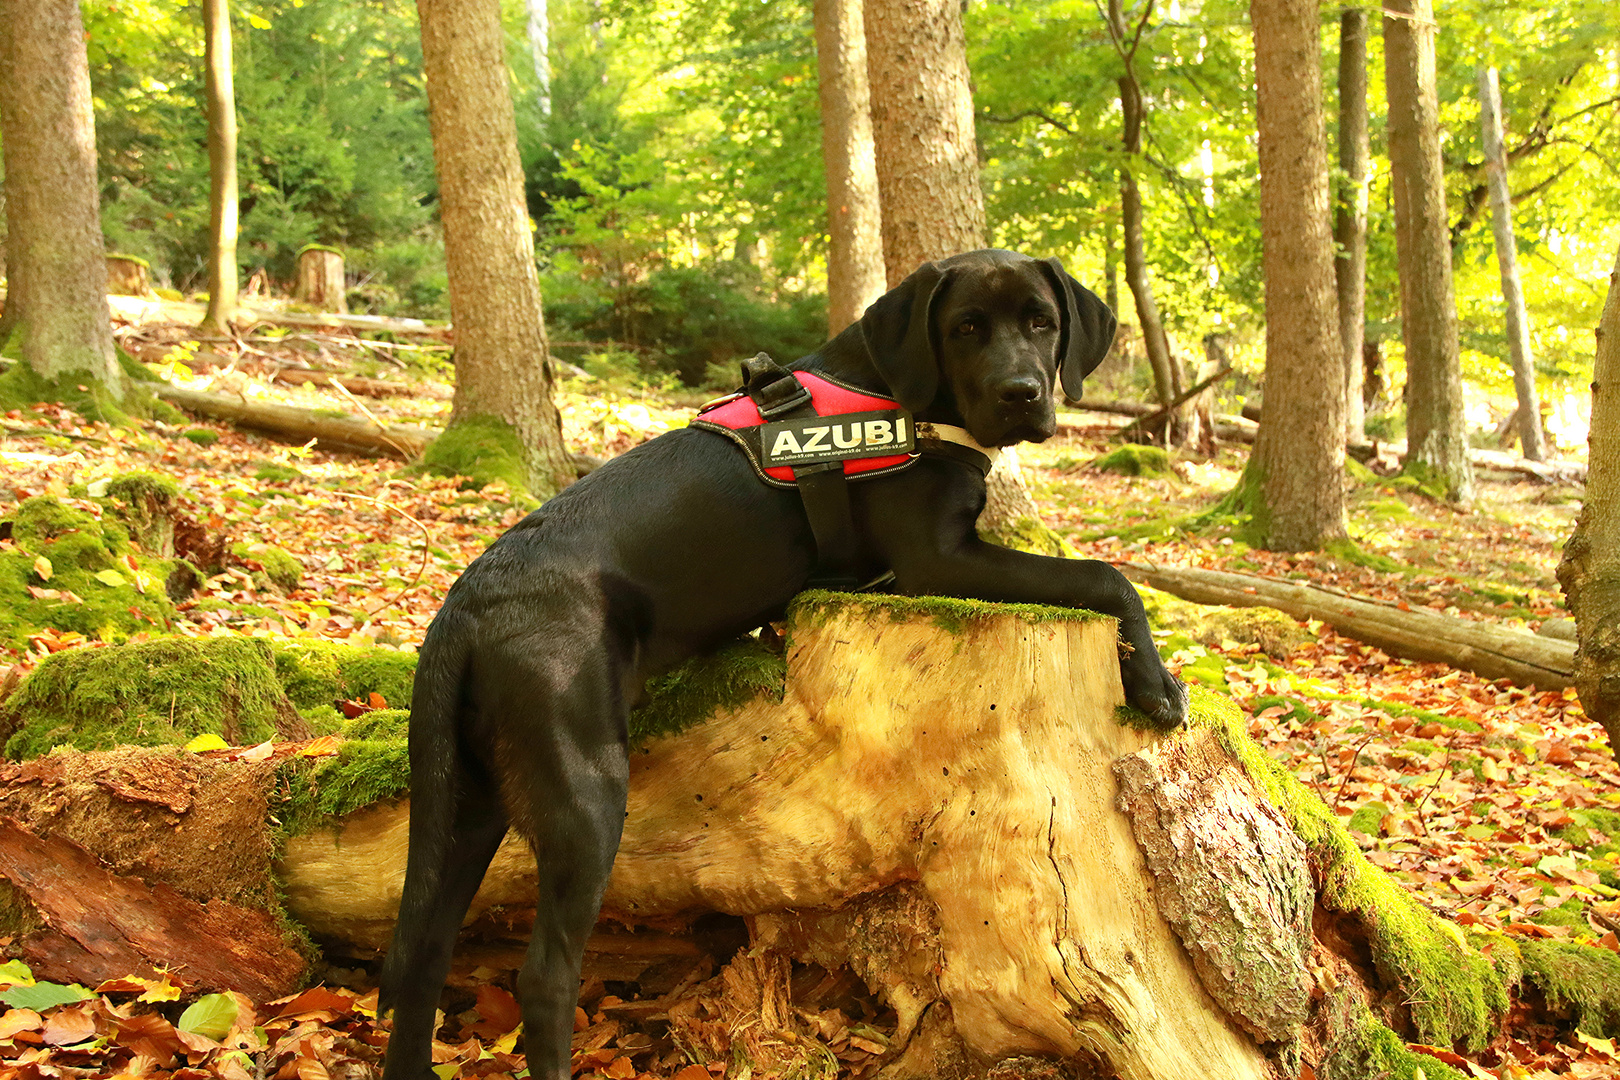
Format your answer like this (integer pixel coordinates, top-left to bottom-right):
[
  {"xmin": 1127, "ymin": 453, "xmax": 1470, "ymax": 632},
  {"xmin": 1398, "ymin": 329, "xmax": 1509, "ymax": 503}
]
[
  {"xmin": 271, "ymin": 641, "xmax": 419, "ymax": 721},
  {"xmin": 1, "ymin": 637, "xmax": 304, "ymax": 758},
  {"xmin": 1090, "ymin": 443, "xmax": 1173, "ymax": 478},
  {"xmin": 418, "ymin": 414, "xmax": 537, "ymax": 500}
]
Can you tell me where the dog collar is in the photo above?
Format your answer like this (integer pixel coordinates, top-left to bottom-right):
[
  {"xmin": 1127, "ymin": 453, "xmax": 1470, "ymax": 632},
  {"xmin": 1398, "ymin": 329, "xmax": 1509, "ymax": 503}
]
[{"xmin": 916, "ymin": 422, "xmax": 1003, "ymax": 471}]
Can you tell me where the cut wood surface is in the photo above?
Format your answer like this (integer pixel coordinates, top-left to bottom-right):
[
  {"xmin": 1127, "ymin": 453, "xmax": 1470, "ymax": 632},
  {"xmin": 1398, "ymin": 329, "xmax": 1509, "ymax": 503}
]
[
  {"xmin": 1122, "ymin": 562, "xmax": 1574, "ymax": 689},
  {"xmin": 281, "ymin": 603, "xmax": 1274, "ymax": 1080},
  {"xmin": 0, "ymin": 818, "xmax": 305, "ymax": 1000},
  {"xmin": 155, "ymin": 385, "xmax": 436, "ymax": 458}
]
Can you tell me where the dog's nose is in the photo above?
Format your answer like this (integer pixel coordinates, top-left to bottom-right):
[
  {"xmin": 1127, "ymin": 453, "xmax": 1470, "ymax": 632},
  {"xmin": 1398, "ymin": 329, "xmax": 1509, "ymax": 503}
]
[{"xmin": 996, "ymin": 377, "xmax": 1043, "ymax": 405}]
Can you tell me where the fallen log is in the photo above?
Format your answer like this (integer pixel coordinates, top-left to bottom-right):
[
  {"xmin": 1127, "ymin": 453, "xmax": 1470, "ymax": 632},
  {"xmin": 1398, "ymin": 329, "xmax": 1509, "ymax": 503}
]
[
  {"xmin": 154, "ymin": 385, "xmax": 436, "ymax": 459},
  {"xmin": 267, "ymin": 367, "xmax": 453, "ymax": 401},
  {"xmin": 1121, "ymin": 563, "xmax": 1575, "ymax": 690}
]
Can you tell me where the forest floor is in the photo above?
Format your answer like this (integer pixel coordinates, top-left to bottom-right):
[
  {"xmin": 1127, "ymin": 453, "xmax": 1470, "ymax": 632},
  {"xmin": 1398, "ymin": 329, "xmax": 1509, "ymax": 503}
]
[{"xmin": 1, "ymin": 324, "xmax": 1618, "ymax": 1080}]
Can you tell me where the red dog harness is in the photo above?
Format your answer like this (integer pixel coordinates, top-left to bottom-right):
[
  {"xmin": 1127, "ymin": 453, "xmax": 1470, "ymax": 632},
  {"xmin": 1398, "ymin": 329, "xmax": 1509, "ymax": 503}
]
[{"xmin": 691, "ymin": 354, "xmax": 998, "ymax": 589}]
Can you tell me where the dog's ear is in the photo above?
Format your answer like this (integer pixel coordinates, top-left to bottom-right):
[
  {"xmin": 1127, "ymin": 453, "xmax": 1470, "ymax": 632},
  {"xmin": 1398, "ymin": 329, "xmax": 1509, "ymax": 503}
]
[
  {"xmin": 859, "ymin": 262, "xmax": 951, "ymax": 412},
  {"xmin": 1041, "ymin": 257, "xmax": 1117, "ymax": 401}
]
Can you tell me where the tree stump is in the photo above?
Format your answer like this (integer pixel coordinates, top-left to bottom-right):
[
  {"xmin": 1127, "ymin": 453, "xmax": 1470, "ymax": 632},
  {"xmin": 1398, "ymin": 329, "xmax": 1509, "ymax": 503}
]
[
  {"xmin": 295, "ymin": 246, "xmax": 347, "ymax": 313},
  {"xmin": 281, "ymin": 598, "xmax": 1276, "ymax": 1079},
  {"xmin": 106, "ymin": 253, "xmax": 157, "ymax": 299}
]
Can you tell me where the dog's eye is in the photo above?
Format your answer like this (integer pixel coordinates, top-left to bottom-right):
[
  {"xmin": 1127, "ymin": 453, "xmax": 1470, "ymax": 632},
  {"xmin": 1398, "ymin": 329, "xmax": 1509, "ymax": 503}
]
[
  {"xmin": 1031, "ymin": 314, "xmax": 1053, "ymax": 329},
  {"xmin": 955, "ymin": 318, "xmax": 979, "ymax": 336}
]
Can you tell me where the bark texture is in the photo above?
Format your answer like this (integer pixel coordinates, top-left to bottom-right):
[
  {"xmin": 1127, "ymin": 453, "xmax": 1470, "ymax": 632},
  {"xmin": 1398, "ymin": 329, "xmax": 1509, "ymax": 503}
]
[
  {"xmin": 283, "ymin": 604, "xmax": 1274, "ymax": 1079},
  {"xmin": 1384, "ymin": 0, "xmax": 1475, "ymax": 503},
  {"xmin": 0, "ymin": 0, "xmax": 119, "ymax": 389},
  {"xmin": 1248, "ymin": 0, "xmax": 1347, "ymax": 550},
  {"xmin": 1335, "ymin": 6, "xmax": 1369, "ymax": 443},
  {"xmin": 1477, "ymin": 66, "xmax": 1548, "ymax": 462},
  {"xmin": 416, "ymin": 0, "xmax": 572, "ymax": 495},
  {"xmin": 202, "ymin": 0, "xmax": 239, "ymax": 335},
  {"xmin": 814, "ymin": 0, "xmax": 886, "ymax": 335},
  {"xmin": 295, "ymin": 247, "xmax": 348, "ymax": 313},
  {"xmin": 1558, "ymin": 243, "xmax": 1620, "ymax": 751},
  {"xmin": 864, "ymin": 0, "xmax": 986, "ymax": 286},
  {"xmin": 1107, "ymin": 0, "xmax": 1182, "ymax": 437}
]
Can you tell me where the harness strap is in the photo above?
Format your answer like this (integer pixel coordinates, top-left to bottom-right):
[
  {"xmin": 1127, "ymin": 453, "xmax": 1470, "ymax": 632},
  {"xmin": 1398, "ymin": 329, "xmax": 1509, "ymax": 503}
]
[{"xmin": 739, "ymin": 354, "xmax": 864, "ymax": 589}]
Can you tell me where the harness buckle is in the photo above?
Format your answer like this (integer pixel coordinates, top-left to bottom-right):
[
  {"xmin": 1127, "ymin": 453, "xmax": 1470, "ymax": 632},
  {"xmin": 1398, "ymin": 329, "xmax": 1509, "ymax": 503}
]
[{"xmin": 740, "ymin": 353, "xmax": 813, "ymax": 419}]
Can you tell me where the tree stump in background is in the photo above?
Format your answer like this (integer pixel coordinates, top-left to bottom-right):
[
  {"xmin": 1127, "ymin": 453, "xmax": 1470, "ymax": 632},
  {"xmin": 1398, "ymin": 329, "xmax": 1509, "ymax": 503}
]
[
  {"xmin": 295, "ymin": 246, "xmax": 347, "ymax": 313},
  {"xmin": 106, "ymin": 254, "xmax": 156, "ymax": 299}
]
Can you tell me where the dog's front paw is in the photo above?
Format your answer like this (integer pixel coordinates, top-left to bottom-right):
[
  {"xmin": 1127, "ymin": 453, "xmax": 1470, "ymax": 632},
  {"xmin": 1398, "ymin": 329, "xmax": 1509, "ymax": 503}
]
[{"xmin": 1122, "ymin": 657, "xmax": 1188, "ymax": 731}]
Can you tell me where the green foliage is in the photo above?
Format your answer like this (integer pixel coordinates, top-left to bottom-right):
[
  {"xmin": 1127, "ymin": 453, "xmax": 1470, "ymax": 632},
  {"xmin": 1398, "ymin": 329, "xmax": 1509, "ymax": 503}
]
[
  {"xmin": 0, "ymin": 496, "xmax": 175, "ymax": 647},
  {"xmin": 2, "ymin": 637, "xmax": 293, "ymax": 758}
]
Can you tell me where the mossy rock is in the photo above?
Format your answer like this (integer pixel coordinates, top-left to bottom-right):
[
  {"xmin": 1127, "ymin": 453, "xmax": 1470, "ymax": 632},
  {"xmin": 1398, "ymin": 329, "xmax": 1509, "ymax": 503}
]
[
  {"xmin": 1, "ymin": 637, "xmax": 302, "ymax": 758},
  {"xmin": 1090, "ymin": 444, "xmax": 1173, "ymax": 478},
  {"xmin": 1140, "ymin": 584, "xmax": 1308, "ymax": 658},
  {"xmin": 0, "ymin": 496, "xmax": 176, "ymax": 647},
  {"xmin": 231, "ymin": 541, "xmax": 303, "ymax": 591},
  {"xmin": 272, "ymin": 641, "xmax": 419, "ymax": 717}
]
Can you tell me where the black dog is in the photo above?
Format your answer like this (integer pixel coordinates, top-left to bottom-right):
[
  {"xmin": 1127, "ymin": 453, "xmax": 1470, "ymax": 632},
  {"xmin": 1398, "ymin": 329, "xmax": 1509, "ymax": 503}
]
[{"xmin": 377, "ymin": 249, "xmax": 1188, "ymax": 1080}]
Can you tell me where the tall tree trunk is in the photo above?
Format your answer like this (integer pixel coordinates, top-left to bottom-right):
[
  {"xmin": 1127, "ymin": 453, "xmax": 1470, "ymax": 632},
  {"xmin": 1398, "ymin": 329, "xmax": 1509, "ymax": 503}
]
[
  {"xmin": 417, "ymin": 0, "xmax": 573, "ymax": 497},
  {"xmin": 1334, "ymin": 5, "xmax": 1368, "ymax": 444},
  {"xmin": 1107, "ymin": 0, "xmax": 1182, "ymax": 442},
  {"xmin": 1477, "ymin": 66, "xmax": 1548, "ymax": 463},
  {"xmin": 864, "ymin": 0, "xmax": 1061, "ymax": 552},
  {"xmin": 1246, "ymin": 0, "xmax": 1347, "ymax": 551},
  {"xmin": 1383, "ymin": 0, "xmax": 1475, "ymax": 503},
  {"xmin": 202, "ymin": 0, "xmax": 239, "ymax": 336},
  {"xmin": 525, "ymin": 0, "xmax": 550, "ymax": 118},
  {"xmin": 813, "ymin": 0, "xmax": 885, "ymax": 335},
  {"xmin": 0, "ymin": 0, "xmax": 119, "ymax": 394},
  {"xmin": 864, "ymin": 0, "xmax": 985, "ymax": 286},
  {"xmin": 1557, "ymin": 243, "xmax": 1620, "ymax": 754}
]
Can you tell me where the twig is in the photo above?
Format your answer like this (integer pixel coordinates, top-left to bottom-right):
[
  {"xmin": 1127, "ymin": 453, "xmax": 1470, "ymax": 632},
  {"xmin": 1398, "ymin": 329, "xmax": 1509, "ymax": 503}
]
[
  {"xmin": 1118, "ymin": 363, "xmax": 1231, "ymax": 439},
  {"xmin": 1333, "ymin": 728, "xmax": 1381, "ymax": 811},
  {"xmin": 1, "ymin": 422, "xmax": 109, "ymax": 445},
  {"xmin": 323, "ymin": 378, "xmax": 416, "ymax": 459},
  {"xmin": 1413, "ymin": 748, "xmax": 1451, "ymax": 836},
  {"xmin": 326, "ymin": 491, "xmax": 433, "ymax": 619}
]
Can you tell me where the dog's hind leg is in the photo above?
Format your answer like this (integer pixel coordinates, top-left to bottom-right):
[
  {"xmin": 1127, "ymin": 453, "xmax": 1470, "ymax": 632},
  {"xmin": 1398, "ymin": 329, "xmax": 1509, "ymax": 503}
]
[{"xmin": 379, "ymin": 764, "xmax": 509, "ymax": 1080}]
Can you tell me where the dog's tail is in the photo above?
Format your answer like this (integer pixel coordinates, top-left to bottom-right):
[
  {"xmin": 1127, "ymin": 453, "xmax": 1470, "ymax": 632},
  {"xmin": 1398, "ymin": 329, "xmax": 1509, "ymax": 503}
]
[{"xmin": 376, "ymin": 611, "xmax": 472, "ymax": 1015}]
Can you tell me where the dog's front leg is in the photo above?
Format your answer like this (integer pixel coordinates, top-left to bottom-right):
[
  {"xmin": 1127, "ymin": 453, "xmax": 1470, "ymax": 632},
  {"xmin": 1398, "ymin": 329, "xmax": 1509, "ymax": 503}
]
[{"xmin": 889, "ymin": 540, "xmax": 1188, "ymax": 728}]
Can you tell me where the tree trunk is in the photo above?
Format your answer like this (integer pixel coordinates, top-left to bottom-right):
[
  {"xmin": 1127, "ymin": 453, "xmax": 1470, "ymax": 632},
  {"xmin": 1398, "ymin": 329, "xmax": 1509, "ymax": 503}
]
[
  {"xmin": 1246, "ymin": 0, "xmax": 1347, "ymax": 551},
  {"xmin": 1334, "ymin": 5, "xmax": 1369, "ymax": 444},
  {"xmin": 416, "ymin": 0, "xmax": 573, "ymax": 497},
  {"xmin": 295, "ymin": 246, "xmax": 348, "ymax": 313},
  {"xmin": 0, "ymin": 0, "xmax": 120, "ymax": 394},
  {"xmin": 1477, "ymin": 66, "xmax": 1549, "ymax": 463},
  {"xmin": 202, "ymin": 0, "xmax": 240, "ymax": 336},
  {"xmin": 864, "ymin": 0, "xmax": 985, "ymax": 286},
  {"xmin": 1384, "ymin": 0, "xmax": 1475, "ymax": 503},
  {"xmin": 1108, "ymin": 0, "xmax": 1183, "ymax": 443},
  {"xmin": 1558, "ymin": 242, "xmax": 1620, "ymax": 752},
  {"xmin": 524, "ymin": 0, "xmax": 550, "ymax": 118},
  {"xmin": 813, "ymin": 0, "xmax": 886, "ymax": 335}
]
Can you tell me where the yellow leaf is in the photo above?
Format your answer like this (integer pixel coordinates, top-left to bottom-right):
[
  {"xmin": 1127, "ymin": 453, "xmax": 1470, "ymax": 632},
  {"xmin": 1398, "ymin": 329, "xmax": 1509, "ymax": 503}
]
[
  {"xmin": 491, "ymin": 1028, "xmax": 520, "ymax": 1055},
  {"xmin": 248, "ymin": 12, "xmax": 271, "ymax": 28},
  {"xmin": 138, "ymin": 973, "xmax": 184, "ymax": 1002},
  {"xmin": 32, "ymin": 555, "xmax": 52, "ymax": 581},
  {"xmin": 93, "ymin": 569, "xmax": 128, "ymax": 588},
  {"xmin": 185, "ymin": 733, "xmax": 230, "ymax": 753}
]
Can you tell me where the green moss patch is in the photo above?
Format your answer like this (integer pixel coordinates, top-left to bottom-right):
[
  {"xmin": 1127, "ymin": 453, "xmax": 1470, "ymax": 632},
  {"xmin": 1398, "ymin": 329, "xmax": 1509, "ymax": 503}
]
[
  {"xmin": 0, "ymin": 359, "xmax": 131, "ymax": 425},
  {"xmin": 0, "ymin": 496, "xmax": 175, "ymax": 647},
  {"xmin": 1321, "ymin": 1006, "xmax": 1470, "ymax": 1080},
  {"xmin": 254, "ymin": 462, "xmax": 304, "ymax": 484},
  {"xmin": 1519, "ymin": 941, "xmax": 1620, "ymax": 1038},
  {"xmin": 979, "ymin": 514, "xmax": 1072, "ymax": 557},
  {"xmin": 789, "ymin": 589, "xmax": 1106, "ymax": 637},
  {"xmin": 2, "ymin": 637, "xmax": 299, "ymax": 758},
  {"xmin": 277, "ymin": 737, "xmax": 411, "ymax": 837},
  {"xmin": 94, "ymin": 471, "xmax": 181, "ymax": 555},
  {"xmin": 231, "ymin": 542, "xmax": 303, "ymax": 591},
  {"xmin": 1189, "ymin": 688, "xmax": 1508, "ymax": 1050},
  {"xmin": 181, "ymin": 427, "xmax": 220, "ymax": 446},
  {"xmin": 419, "ymin": 414, "xmax": 534, "ymax": 496},
  {"xmin": 1140, "ymin": 585, "xmax": 1308, "ymax": 658},
  {"xmin": 272, "ymin": 641, "xmax": 418, "ymax": 716},
  {"xmin": 1089, "ymin": 444, "xmax": 1172, "ymax": 478},
  {"xmin": 630, "ymin": 638, "xmax": 786, "ymax": 744}
]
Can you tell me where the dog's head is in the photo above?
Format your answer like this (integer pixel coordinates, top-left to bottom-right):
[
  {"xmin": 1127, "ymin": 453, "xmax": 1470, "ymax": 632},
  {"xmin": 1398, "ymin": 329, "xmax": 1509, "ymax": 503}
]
[{"xmin": 859, "ymin": 249, "xmax": 1116, "ymax": 446}]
